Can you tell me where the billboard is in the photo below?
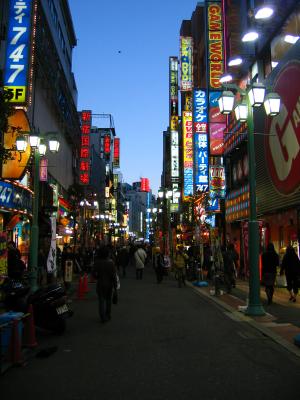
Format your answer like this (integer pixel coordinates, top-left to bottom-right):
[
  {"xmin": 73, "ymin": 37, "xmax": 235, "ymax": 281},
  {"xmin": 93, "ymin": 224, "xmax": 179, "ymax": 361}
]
[
  {"xmin": 171, "ymin": 131, "xmax": 179, "ymax": 179},
  {"xmin": 207, "ymin": 1, "xmax": 224, "ymax": 90},
  {"xmin": 103, "ymin": 134, "xmax": 111, "ymax": 155},
  {"xmin": 4, "ymin": 0, "xmax": 34, "ymax": 104},
  {"xmin": 255, "ymin": 41, "xmax": 300, "ymax": 215},
  {"xmin": 79, "ymin": 110, "xmax": 91, "ymax": 185},
  {"xmin": 169, "ymin": 57, "xmax": 178, "ymax": 126},
  {"xmin": 182, "ymin": 111, "xmax": 193, "ymax": 198},
  {"xmin": 209, "ymin": 92, "xmax": 226, "ymax": 155},
  {"xmin": 180, "ymin": 37, "xmax": 193, "ymax": 91},
  {"xmin": 141, "ymin": 178, "xmax": 150, "ymax": 192},
  {"xmin": 209, "ymin": 165, "xmax": 225, "ymax": 198},
  {"xmin": 2, "ymin": 109, "xmax": 31, "ymax": 179},
  {"xmin": 113, "ymin": 138, "xmax": 120, "ymax": 168},
  {"xmin": 194, "ymin": 133, "xmax": 209, "ymax": 193},
  {"xmin": 169, "ymin": 57, "xmax": 179, "ymax": 180},
  {"xmin": 194, "ymin": 89, "xmax": 208, "ymax": 133}
]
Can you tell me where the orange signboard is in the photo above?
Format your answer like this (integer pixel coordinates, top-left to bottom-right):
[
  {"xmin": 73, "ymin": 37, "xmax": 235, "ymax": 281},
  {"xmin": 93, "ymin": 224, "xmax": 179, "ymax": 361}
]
[{"xmin": 1, "ymin": 109, "xmax": 31, "ymax": 179}]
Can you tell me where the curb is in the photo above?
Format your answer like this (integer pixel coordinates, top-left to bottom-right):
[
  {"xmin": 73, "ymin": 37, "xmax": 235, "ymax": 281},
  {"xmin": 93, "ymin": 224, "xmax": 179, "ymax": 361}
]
[{"xmin": 187, "ymin": 281, "xmax": 300, "ymax": 359}]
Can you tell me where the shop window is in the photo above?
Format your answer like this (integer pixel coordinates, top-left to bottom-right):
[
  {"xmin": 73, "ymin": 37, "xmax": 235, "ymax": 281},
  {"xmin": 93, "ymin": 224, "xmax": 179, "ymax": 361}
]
[{"xmin": 270, "ymin": 5, "xmax": 300, "ymax": 70}]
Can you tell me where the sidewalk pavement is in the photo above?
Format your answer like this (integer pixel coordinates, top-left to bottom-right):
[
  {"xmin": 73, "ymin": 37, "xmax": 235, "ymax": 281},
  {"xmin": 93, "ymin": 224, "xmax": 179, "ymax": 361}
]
[{"xmin": 188, "ymin": 279, "xmax": 300, "ymax": 358}]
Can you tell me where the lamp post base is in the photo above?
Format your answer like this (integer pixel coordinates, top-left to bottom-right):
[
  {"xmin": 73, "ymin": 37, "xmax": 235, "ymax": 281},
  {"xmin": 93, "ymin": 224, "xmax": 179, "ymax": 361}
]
[{"xmin": 245, "ymin": 303, "xmax": 265, "ymax": 316}]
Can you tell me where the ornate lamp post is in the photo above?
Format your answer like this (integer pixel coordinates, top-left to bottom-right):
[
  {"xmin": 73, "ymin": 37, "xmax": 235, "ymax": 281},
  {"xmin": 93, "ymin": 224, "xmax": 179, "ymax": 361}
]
[
  {"xmin": 16, "ymin": 132, "xmax": 60, "ymax": 292},
  {"xmin": 218, "ymin": 85, "xmax": 281, "ymax": 316}
]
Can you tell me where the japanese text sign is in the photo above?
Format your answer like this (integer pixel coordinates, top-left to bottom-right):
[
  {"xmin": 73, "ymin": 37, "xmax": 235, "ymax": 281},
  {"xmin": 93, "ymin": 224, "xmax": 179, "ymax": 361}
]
[
  {"xmin": 113, "ymin": 137, "xmax": 120, "ymax": 168},
  {"xmin": 183, "ymin": 111, "xmax": 194, "ymax": 198},
  {"xmin": 4, "ymin": 0, "xmax": 33, "ymax": 104},
  {"xmin": 193, "ymin": 89, "xmax": 208, "ymax": 133},
  {"xmin": 194, "ymin": 133, "xmax": 209, "ymax": 193},
  {"xmin": 79, "ymin": 110, "xmax": 91, "ymax": 185},
  {"xmin": 180, "ymin": 37, "xmax": 193, "ymax": 91}
]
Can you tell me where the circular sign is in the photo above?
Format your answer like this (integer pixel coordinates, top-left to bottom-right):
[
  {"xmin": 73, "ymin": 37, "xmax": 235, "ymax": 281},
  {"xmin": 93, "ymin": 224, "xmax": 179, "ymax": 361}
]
[
  {"xmin": 2, "ymin": 109, "xmax": 31, "ymax": 179},
  {"xmin": 265, "ymin": 61, "xmax": 300, "ymax": 195}
]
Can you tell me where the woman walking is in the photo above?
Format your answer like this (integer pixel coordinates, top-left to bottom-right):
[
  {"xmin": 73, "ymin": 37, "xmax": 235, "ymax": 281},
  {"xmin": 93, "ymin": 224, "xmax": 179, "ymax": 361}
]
[
  {"xmin": 261, "ymin": 243, "xmax": 279, "ymax": 305},
  {"xmin": 280, "ymin": 245, "xmax": 300, "ymax": 303}
]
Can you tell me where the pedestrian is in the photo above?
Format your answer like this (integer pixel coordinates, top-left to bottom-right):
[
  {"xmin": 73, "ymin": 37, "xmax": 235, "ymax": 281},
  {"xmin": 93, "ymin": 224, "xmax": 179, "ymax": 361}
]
[
  {"xmin": 134, "ymin": 244, "xmax": 147, "ymax": 280},
  {"xmin": 7, "ymin": 240, "xmax": 24, "ymax": 280},
  {"xmin": 261, "ymin": 242, "xmax": 279, "ymax": 305},
  {"xmin": 93, "ymin": 246, "xmax": 118, "ymax": 323},
  {"xmin": 173, "ymin": 245, "xmax": 188, "ymax": 287},
  {"xmin": 61, "ymin": 246, "xmax": 74, "ymax": 292},
  {"xmin": 116, "ymin": 246, "xmax": 130, "ymax": 277},
  {"xmin": 154, "ymin": 249, "xmax": 165, "ymax": 284},
  {"xmin": 228, "ymin": 243, "xmax": 239, "ymax": 284},
  {"xmin": 221, "ymin": 244, "xmax": 236, "ymax": 293},
  {"xmin": 280, "ymin": 245, "xmax": 300, "ymax": 303}
]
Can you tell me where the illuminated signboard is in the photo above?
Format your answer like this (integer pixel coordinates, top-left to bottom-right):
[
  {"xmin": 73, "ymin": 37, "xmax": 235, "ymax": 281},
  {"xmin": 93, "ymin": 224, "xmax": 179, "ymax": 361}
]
[
  {"xmin": 169, "ymin": 57, "xmax": 178, "ymax": 126},
  {"xmin": 104, "ymin": 134, "xmax": 111, "ymax": 155},
  {"xmin": 171, "ymin": 130, "xmax": 179, "ymax": 179},
  {"xmin": 207, "ymin": 2, "xmax": 224, "ymax": 90},
  {"xmin": 113, "ymin": 138, "xmax": 120, "ymax": 168},
  {"xmin": 209, "ymin": 92, "xmax": 226, "ymax": 155},
  {"xmin": 2, "ymin": 109, "xmax": 31, "ymax": 179},
  {"xmin": 209, "ymin": 165, "xmax": 225, "ymax": 198},
  {"xmin": 4, "ymin": 0, "xmax": 33, "ymax": 104},
  {"xmin": 183, "ymin": 111, "xmax": 193, "ymax": 198},
  {"xmin": 184, "ymin": 92, "xmax": 193, "ymax": 112},
  {"xmin": 141, "ymin": 178, "xmax": 150, "ymax": 192},
  {"xmin": 180, "ymin": 37, "xmax": 193, "ymax": 91},
  {"xmin": 194, "ymin": 89, "xmax": 208, "ymax": 133},
  {"xmin": 79, "ymin": 110, "xmax": 91, "ymax": 185},
  {"xmin": 194, "ymin": 133, "xmax": 209, "ymax": 193}
]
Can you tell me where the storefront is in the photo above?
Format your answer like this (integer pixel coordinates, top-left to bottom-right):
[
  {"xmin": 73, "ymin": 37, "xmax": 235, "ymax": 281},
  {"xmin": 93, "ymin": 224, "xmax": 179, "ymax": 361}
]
[
  {"xmin": 0, "ymin": 179, "xmax": 33, "ymax": 276},
  {"xmin": 256, "ymin": 39, "xmax": 300, "ymax": 258}
]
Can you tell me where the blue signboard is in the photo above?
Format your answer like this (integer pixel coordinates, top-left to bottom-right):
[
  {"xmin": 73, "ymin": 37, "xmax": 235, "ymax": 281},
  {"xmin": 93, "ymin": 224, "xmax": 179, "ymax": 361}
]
[
  {"xmin": 0, "ymin": 180, "xmax": 33, "ymax": 214},
  {"xmin": 194, "ymin": 133, "xmax": 209, "ymax": 193},
  {"xmin": 4, "ymin": 0, "xmax": 33, "ymax": 103},
  {"xmin": 193, "ymin": 89, "xmax": 208, "ymax": 129},
  {"xmin": 206, "ymin": 197, "xmax": 220, "ymax": 212},
  {"xmin": 184, "ymin": 168, "xmax": 194, "ymax": 197}
]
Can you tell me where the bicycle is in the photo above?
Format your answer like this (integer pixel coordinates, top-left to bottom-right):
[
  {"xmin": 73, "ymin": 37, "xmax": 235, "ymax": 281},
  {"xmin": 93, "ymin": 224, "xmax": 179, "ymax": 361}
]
[{"xmin": 174, "ymin": 267, "xmax": 186, "ymax": 287}]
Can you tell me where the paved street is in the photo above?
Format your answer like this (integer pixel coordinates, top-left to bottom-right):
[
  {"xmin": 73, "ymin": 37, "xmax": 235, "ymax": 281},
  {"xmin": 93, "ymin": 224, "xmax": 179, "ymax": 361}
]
[{"xmin": 2, "ymin": 265, "xmax": 300, "ymax": 399}]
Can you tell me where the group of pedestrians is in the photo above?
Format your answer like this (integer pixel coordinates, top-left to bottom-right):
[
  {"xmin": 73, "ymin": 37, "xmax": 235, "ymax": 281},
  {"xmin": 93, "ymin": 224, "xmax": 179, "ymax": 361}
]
[
  {"xmin": 262, "ymin": 243, "xmax": 300, "ymax": 304},
  {"xmin": 74, "ymin": 239, "xmax": 300, "ymax": 323}
]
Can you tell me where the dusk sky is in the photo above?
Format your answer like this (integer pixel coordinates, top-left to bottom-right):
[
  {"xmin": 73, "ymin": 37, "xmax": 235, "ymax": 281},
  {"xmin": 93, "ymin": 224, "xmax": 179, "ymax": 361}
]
[{"xmin": 69, "ymin": 0, "xmax": 198, "ymax": 194}]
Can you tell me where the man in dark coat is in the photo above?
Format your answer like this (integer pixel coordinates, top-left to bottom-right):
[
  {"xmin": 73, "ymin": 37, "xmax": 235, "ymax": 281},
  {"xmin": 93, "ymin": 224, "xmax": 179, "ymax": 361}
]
[
  {"xmin": 93, "ymin": 246, "xmax": 118, "ymax": 323},
  {"xmin": 280, "ymin": 245, "xmax": 300, "ymax": 302},
  {"xmin": 221, "ymin": 244, "xmax": 236, "ymax": 293},
  {"xmin": 262, "ymin": 242, "xmax": 279, "ymax": 304}
]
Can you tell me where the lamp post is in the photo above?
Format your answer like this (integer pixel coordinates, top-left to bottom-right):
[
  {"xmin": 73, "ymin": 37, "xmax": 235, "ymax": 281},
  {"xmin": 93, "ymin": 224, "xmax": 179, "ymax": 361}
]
[
  {"xmin": 218, "ymin": 84, "xmax": 281, "ymax": 316},
  {"xmin": 16, "ymin": 132, "xmax": 60, "ymax": 292}
]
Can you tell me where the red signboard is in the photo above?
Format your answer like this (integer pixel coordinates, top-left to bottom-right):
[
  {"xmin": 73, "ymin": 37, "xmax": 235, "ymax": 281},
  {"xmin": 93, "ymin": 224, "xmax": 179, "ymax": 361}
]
[
  {"xmin": 141, "ymin": 178, "xmax": 150, "ymax": 192},
  {"xmin": 265, "ymin": 62, "xmax": 300, "ymax": 195},
  {"xmin": 113, "ymin": 138, "xmax": 120, "ymax": 167},
  {"xmin": 104, "ymin": 134, "xmax": 111, "ymax": 155},
  {"xmin": 79, "ymin": 110, "xmax": 91, "ymax": 185}
]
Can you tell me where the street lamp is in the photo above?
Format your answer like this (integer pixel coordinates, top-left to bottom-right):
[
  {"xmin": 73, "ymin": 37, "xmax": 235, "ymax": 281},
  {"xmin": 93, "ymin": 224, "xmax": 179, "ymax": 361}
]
[
  {"xmin": 218, "ymin": 83, "xmax": 281, "ymax": 316},
  {"xmin": 16, "ymin": 131, "xmax": 60, "ymax": 291}
]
